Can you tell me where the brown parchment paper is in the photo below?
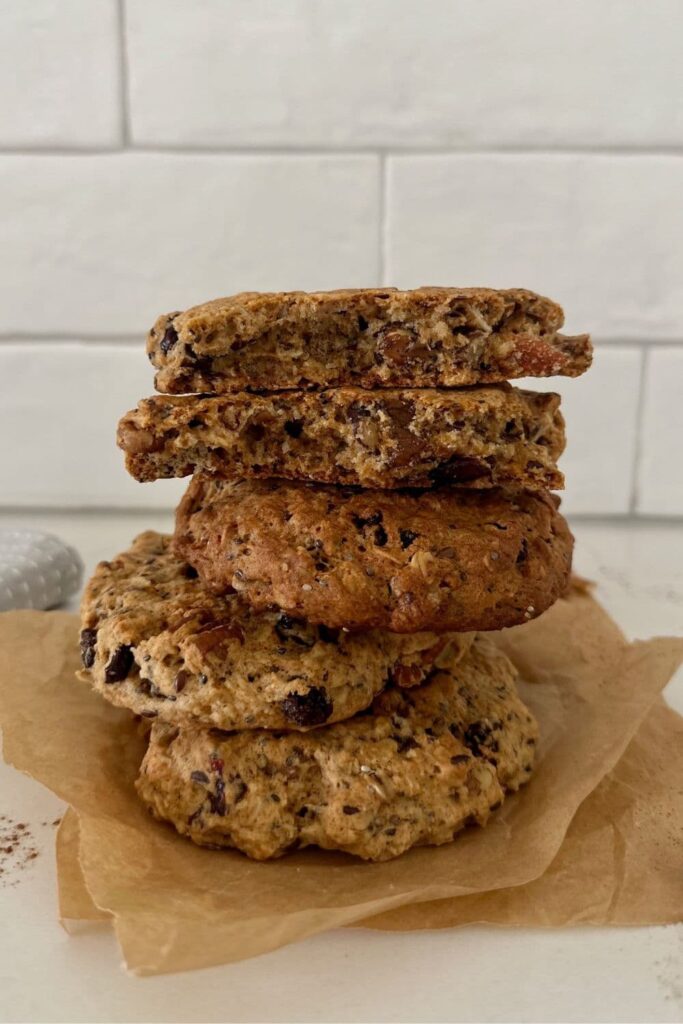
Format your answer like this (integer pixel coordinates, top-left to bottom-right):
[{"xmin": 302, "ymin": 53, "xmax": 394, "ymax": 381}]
[
  {"xmin": 1, "ymin": 590, "xmax": 682, "ymax": 975},
  {"xmin": 363, "ymin": 698, "xmax": 683, "ymax": 931},
  {"xmin": 56, "ymin": 809, "xmax": 109, "ymax": 927},
  {"xmin": 55, "ymin": 697, "xmax": 683, "ymax": 936}
]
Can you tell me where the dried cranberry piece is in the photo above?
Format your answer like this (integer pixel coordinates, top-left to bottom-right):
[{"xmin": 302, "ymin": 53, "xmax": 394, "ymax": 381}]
[
  {"xmin": 160, "ymin": 324, "xmax": 178, "ymax": 354},
  {"xmin": 450, "ymin": 754, "xmax": 470, "ymax": 765},
  {"xmin": 233, "ymin": 778, "xmax": 248, "ymax": 804},
  {"xmin": 428, "ymin": 456, "xmax": 493, "ymax": 487},
  {"xmin": 208, "ymin": 778, "xmax": 226, "ymax": 816},
  {"xmin": 281, "ymin": 687, "xmax": 333, "ymax": 727},
  {"xmin": 351, "ymin": 511, "xmax": 383, "ymax": 530},
  {"xmin": 462, "ymin": 720, "xmax": 494, "ymax": 757},
  {"xmin": 381, "ymin": 396, "xmax": 415, "ymax": 428},
  {"xmin": 343, "ymin": 805, "xmax": 360, "ymax": 815},
  {"xmin": 174, "ymin": 670, "xmax": 189, "ymax": 693},
  {"xmin": 275, "ymin": 613, "xmax": 316, "ymax": 647},
  {"xmin": 393, "ymin": 735, "xmax": 419, "ymax": 753},
  {"xmin": 104, "ymin": 645, "xmax": 134, "ymax": 683},
  {"xmin": 284, "ymin": 419, "xmax": 304, "ymax": 438},
  {"xmin": 375, "ymin": 325, "xmax": 428, "ymax": 368},
  {"xmin": 374, "ymin": 524, "xmax": 388, "ymax": 547},
  {"xmin": 193, "ymin": 623, "xmax": 245, "ymax": 654},
  {"xmin": 348, "ymin": 402, "xmax": 369, "ymax": 424},
  {"xmin": 399, "ymin": 529, "xmax": 418, "ymax": 549},
  {"xmin": 79, "ymin": 628, "xmax": 97, "ymax": 669}
]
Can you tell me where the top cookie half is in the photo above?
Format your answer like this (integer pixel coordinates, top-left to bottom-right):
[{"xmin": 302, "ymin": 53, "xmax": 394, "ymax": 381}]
[{"xmin": 148, "ymin": 287, "xmax": 591, "ymax": 393}]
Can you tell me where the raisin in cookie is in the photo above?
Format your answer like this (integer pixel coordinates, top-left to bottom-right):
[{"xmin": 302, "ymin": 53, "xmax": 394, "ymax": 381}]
[
  {"xmin": 136, "ymin": 637, "xmax": 538, "ymax": 861},
  {"xmin": 118, "ymin": 385, "xmax": 565, "ymax": 491},
  {"xmin": 78, "ymin": 532, "xmax": 472, "ymax": 731},
  {"xmin": 174, "ymin": 477, "xmax": 573, "ymax": 633},
  {"xmin": 148, "ymin": 287, "xmax": 591, "ymax": 394}
]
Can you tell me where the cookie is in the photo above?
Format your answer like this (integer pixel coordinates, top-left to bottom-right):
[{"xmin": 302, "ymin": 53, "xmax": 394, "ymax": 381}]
[
  {"xmin": 118, "ymin": 385, "xmax": 565, "ymax": 491},
  {"xmin": 78, "ymin": 532, "xmax": 473, "ymax": 731},
  {"xmin": 136, "ymin": 636, "xmax": 538, "ymax": 861},
  {"xmin": 174, "ymin": 477, "xmax": 573, "ymax": 633},
  {"xmin": 147, "ymin": 287, "xmax": 591, "ymax": 393}
]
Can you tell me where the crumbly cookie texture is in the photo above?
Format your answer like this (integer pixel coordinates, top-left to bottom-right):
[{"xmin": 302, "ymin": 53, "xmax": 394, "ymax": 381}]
[
  {"xmin": 136, "ymin": 637, "xmax": 538, "ymax": 861},
  {"xmin": 147, "ymin": 287, "xmax": 591, "ymax": 393},
  {"xmin": 78, "ymin": 532, "xmax": 472, "ymax": 731},
  {"xmin": 118, "ymin": 385, "xmax": 565, "ymax": 491},
  {"xmin": 174, "ymin": 477, "xmax": 573, "ymax": 633}
]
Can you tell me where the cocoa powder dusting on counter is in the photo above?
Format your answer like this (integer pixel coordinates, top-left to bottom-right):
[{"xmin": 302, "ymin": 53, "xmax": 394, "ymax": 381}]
[{"xmin": 0, "ymin": 814, "xmax": 46, "ymax": 887}]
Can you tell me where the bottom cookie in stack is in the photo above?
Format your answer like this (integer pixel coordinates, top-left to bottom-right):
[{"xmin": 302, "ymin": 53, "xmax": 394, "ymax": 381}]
[
  {"xmin": 137, "ymin": 637, "xmax": 537, "ymax": 861},
  {"xmin": 78, "ymin": 532, "xmax": 539, "ymax": 861}
]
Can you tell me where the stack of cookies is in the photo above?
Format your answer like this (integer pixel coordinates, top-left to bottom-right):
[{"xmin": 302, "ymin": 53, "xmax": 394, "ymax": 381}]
[{"xmin": 79, "ymin": 287, "xmax": 591, "ymax": 861}]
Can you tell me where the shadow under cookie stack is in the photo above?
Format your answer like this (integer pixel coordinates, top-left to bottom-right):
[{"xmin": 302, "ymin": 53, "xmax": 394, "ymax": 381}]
[{"xmin": 79, "ymin": 288, "xmax": 591, "ymax": 861}]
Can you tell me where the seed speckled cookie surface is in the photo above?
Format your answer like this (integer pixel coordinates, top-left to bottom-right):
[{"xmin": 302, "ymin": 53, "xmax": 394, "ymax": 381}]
[
  {"xmin": 174, "ymin": 477, "xmax": 573, "ymax": 633},
  {"xmin": 78, "ymin": 532, "xmax": 472, "ymax": 730},
  {"xmin": 136, "ymin": 637, "xmax": 538, "ymax": 861},
  {"xmin": 118, "ymin": 385, "xmax": 565, "ymax": 491},
  {"xmin": 147, "ymin": 287, "xmax": 591, "ymax": 394}
]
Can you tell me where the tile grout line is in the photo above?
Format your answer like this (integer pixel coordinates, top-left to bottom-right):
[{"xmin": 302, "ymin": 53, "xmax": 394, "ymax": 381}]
[
  {"xmin": 116, "ymin": 0, "xmax": 132, "ymax": 146},
  {"xmin": 629, "ymin": 344, "xmax": 650, "ymax": 514},
  {"xmin": 1, "ymin": 145, "xmax": 683, "ymax": 158},
  {"xmin": 0, "ymin": 334, "xmax": 143, "ymax": 344},
  {"xmin": 377, "ymin": 151, "xmax": 387, "ymax": 284}
]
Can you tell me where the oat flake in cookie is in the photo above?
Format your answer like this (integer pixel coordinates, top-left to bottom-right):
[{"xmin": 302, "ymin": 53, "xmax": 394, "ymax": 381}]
[
  {"xmin": 118, "ymin": 385, "xmax": 565, "ymax": 491},
  {"xmin": 78, "ymin": 532, "xmax": 473, "ymax": 731},
  {"xmin": 136, "ymin": 637, "xmax": 538, "ymax": 861},
  {"xmin": 174, "ymin": 477, "xmax": 573, "ymax": 634},
  {"xmin": 148, "ymin": 287, "xmax": 591, "ymax": 394}
]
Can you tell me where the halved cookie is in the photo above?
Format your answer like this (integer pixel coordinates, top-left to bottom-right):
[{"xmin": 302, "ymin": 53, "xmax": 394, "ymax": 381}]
[
  {"xmin": 118, "ymin": 385, "xmax": 565, "ymax": 491},
  {"xmin": 148, "ymin": 286, "xmax": 591, "ymax": 393}
]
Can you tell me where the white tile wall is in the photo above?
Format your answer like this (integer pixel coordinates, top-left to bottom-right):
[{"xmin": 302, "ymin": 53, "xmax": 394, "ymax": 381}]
[
  {"xmin": 0, "ymin": 154, "xmax": 379, "ymax": 335},
  {"xmin": 636, "ymin": 349, "xmax": 683, "ymax": 516},
  {"xmin": 0, "ymin": 344, "xmax": 185, "ymax": 508},
  {"xmin": 519, "ymin": 348, "xmax": 643, "ymax": 516},
  {"xmin": 386, "ymin": 155, "xmax": 683, "ymax": 339},
  {"xmin": 0, "ymin": 1, "xmax": 679, "ymax": 515},
  {"xmin": 126, "ymin": 0, "xmax": 683, "ymax": 149},
  {"xmin": 0, "ymin": 0, "xmax": 121, "ymax": 148}
]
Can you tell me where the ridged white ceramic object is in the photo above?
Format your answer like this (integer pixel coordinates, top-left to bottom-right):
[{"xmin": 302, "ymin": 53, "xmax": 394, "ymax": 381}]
[{"xmin": 0, "ymin": 530, "xmax": 83, "ymax": 611}]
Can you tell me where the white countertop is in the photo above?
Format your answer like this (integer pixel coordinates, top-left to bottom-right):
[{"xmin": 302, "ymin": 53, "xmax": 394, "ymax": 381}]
[{"xmin": 0, "ymin": 512, "xmax": 682, "ymax": 1024}]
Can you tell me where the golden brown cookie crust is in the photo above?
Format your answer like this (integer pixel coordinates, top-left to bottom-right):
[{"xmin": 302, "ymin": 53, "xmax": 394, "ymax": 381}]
[
  {"xmin": 78, "ymin": 532, "xmax": 472, "ymax": 730},
  {"xmin": 174, "ymin": 477, "xmax": 573, "ymax": 633},
  {"xmin": 118, "ymin": 385, "xmax": 565, "ymax": 491},
  {"xmin": 147, "ymin": 287, "xmax": 591, "ymax": 393},
  {"xmin": 136, "ymin": 637, "xmax": 538, "ymax": 861}
]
